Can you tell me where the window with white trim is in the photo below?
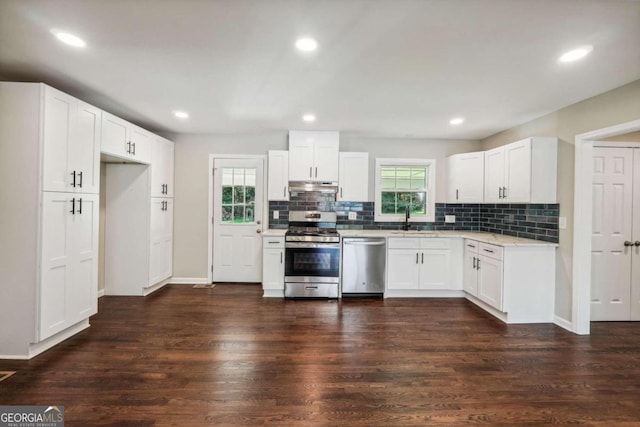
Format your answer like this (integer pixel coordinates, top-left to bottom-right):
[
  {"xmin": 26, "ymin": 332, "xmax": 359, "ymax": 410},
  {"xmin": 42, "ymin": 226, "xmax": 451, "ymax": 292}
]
[{"xmin": 374, "ymin": 158, "xmax": 436, "ymax": 222}]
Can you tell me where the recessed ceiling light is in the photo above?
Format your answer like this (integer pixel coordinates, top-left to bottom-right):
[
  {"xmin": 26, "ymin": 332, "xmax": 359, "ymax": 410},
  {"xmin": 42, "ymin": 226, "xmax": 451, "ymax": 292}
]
[
  {"xmin": 449, "ymin": 117, "xmax": 464, "ymax": 125},
  {"xmin": 558, "ymin": 45, "xmax": 593, "ymax": 63},
  {"xmin": 295, "ymin": 37, "xmax": 318, "ymax": 52},
  {"xmin": 302, "ymin": 114, "xmax": 316, "ymax": 123},
  {"xmin": 173, "ymin": 110, "xmax": 189, "ymax": 119},
  {"xmin": 50, "ymin": 29, "xmax": 86, "ymax": 48}
]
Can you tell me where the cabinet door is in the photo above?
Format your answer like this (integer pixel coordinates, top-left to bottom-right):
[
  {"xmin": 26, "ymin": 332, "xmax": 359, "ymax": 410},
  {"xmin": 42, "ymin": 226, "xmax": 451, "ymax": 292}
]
[
  {"xmin": 338, "ymin": 152, "xmax": 369, "ymax": 201},
  {"xmin": 504, "ymin": 139, "xmax": 532, "ymax": 202},
  {"xmin": 288, "ymin": 133, "xmax": 315, "ymax": 180},
  {"xmin": 457, "ymin": 152, "xmax": 485, "ymax": 202},
  {"xmin": 150, "ymin": 198, "xmax": 173, "ymax": 285},
  {"xmin": 40, "ymin": 193, "xmax": 73, "ymax": 340},
  {"xmin": 484, "ymin": 146, "xmax": 504, "ymax": 203},
  {"xmin": 477, "ymin": 255, "xmax": 504, "ymax": 311},
  {"xmin": 387, "ymin": 249, "xmax": 420, "ymax": 290},
  {"xmin": 70, "ymin": 101, "xmax": 101, "ymax": 194},
  {"xmin": 418, "ymin": 249, "xmax": 451, "ymax": 290},
  {"xmin": 151, "ymin": 137, "xmax": 175, "ymax": 198},
  {"xmin": 42, "ymin": 86, "xmax": 74, "ymax": 192},
  {"xmin": 69, "ymin": 194, "xmax": 99, "ymax": 323},
  {"xmin": 101, "ymin": 111, "xmax": 129, "ymax": 158},
  {"xmin": 262, "ymin": 248, "xmax": 284, "ymax": 290},
  {"xmin": 129, "ymin": 126, "xmax": 152, "ymax": 164},
  {"xmin": 462, "ymin": 240, "xmax": 479, "ymax": 295},
  {"xmin": 268, "ymin": 150, "xmax": 289, "ymax": 201},
  {"xmin": 446, "ymin": 155, "xmax": 460, "ymax": 202},
  {"xmin": 313, "ymin": 132, "xmax": 339, "ymax": 181}
]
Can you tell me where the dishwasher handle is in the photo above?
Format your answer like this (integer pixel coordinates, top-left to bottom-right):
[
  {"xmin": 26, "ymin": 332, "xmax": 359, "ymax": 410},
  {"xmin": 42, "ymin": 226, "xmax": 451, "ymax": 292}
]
[{"xmin": 343, "ymin": 240, "xmax": 386, "ymax": 246}]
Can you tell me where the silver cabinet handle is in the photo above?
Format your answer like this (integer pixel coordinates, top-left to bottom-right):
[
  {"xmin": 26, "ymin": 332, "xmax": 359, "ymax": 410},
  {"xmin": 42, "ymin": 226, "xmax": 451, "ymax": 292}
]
[
  {"xmin": 483, "ymin": 248, "xmax": 494, "ymax": 253},
  {"xmin": 456, "ymin": 189, "xmax": 459, "ymax": 200},
  {"xmin": 467, "ymin": 244, "xmax": 475, "ymax": 248},
  {"xmin": 71, "ymin": 171, "xmax": 76, "ymax": 188},
  {"xmin": 280, "ymin": 251, "xmax": 283, "ymax": 264},
  {"xmin": 477, "ymin": 258, "xmax": 481, "ymax": 269},
  {"xmin": 624, "ymin": 241, "xmax": 633, "ymax": 247},
  {"xmin": 309, "ymin": 167, "xmax": 312, "ymax": 178},
  {"xmin": 283, "ymin": 186, "xmax": 286, "ymax": 197},
  {"xmin": 472, "ymin": 256, "xmax": 477, "ymax": 269},
  {"xmin": 340, "ymin": 187, "xmax": 343, "ymax": 199},
  {"xmin": 416, "ymin": 253, "xmax": 419, "ymax": 264},
  {"xmin": 498, "ymin": 187, "xmax": 503, "ymax": 199},
  {"xmin": 503, "ymin": 187, "xmax": 507, "ymax": 198},
  {"xmin": 421, "ymin": 253, "xmax": 424, "ymax": 264},
  {"xmin": 315, "ymin": 167, "xmax": 318, "ymax": 178},
  {"xmin": 78, "ymin": 171, "xmax": 83, "ymax": 188}
]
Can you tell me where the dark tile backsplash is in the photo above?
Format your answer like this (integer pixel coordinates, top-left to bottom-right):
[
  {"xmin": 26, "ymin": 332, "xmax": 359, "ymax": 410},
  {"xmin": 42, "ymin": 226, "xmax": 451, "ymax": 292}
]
[{"xmin": 268, "ymin": 195, "xmax": 559, "ymax": 243}]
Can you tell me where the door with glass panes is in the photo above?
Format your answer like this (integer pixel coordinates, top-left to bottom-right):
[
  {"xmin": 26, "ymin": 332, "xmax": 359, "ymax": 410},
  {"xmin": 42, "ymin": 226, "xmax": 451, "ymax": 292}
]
[{"xmin": 213, "ymin": 158, "xmax": 264, "ymax": 282}]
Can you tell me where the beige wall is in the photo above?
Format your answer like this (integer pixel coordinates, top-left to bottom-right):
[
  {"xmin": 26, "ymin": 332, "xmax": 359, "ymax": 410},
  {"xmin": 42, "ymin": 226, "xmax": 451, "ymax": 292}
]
[
  {"xmin": 481, "ymin": 79, "xmax": 640, "ymax": 321},
  {"xmin": 170, "ymin": 133, "xmax": 480, "ymax": 279}
]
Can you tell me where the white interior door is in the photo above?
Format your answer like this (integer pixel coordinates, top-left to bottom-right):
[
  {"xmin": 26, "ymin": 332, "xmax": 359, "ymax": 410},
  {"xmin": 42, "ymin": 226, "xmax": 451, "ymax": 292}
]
[
  {"xmin": 213, "ymin": 158, "xmax": 264, "ymax": 282},
  {"xmin": 591, "ymin": 147, "xmax": 633, "ymax": 321}
]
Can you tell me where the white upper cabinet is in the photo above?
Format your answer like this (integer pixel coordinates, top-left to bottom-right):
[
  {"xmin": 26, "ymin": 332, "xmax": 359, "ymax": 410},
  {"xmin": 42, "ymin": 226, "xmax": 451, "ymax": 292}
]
[
  {"xmin": 267, "ymin": 150, "xmax": 289, "ymax": 201},
  {"xmin": 288, "ymin": 130, "xmax": 339, "ymax": 182},
  {"xmin": 42, "ymin": 86, "xmax": 100, "ymax": 194},
  {"xmin": 483, "ymin": 137, "xmax": 557, "ymax": 203},
  {"xmin": 151, "ymin": 136, "xmax": 175, "ymax": 198},
  {"xmin": 446, "ymin": 151, "xmax": 484, "ymax": 203},
  {"xmin": 101, "ymin": 111, "xmax": 151, "ymax": 164},
  {"xmin": 338, "ymin": 152, "xmax": 369, "ymax": 202}
]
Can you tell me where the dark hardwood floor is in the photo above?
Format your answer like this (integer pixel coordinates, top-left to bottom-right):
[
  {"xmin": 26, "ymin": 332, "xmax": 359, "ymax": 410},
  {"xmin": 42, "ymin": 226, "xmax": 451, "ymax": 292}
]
[{"xmin": 1, "ymin": 284, "xmax": 640, "ymax": 426}]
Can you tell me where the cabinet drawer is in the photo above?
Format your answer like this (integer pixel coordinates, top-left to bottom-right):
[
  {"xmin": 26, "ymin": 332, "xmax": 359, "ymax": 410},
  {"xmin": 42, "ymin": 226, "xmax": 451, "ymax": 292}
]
[
  {"xmin": 387, "ymin": 237, "xmax": 420, "ymax": 249},
  {"xmin": 464, "ymin": 239, "xmax": 479, "ymax": 253},
  {"xmin": 262, "ymin": 236, "xmax": 285, "ymax": 248},
  {"xmin": 420, "ymin": 238, "xmax": 450, "ymax": 249},
  {"xmin": 479, "ymin": 242, "xmax": 503, "ymax": 260}
]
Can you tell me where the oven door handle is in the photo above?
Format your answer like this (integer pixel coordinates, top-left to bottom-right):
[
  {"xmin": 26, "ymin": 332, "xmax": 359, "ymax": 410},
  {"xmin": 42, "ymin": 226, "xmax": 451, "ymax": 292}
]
[{"xmin": 285, "ymin": 243, "xmax": 340, "ymax": 249}]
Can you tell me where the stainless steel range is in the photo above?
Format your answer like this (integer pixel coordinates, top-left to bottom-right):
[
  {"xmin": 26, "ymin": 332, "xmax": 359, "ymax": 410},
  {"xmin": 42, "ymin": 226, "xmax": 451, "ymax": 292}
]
[{"xmin": 284, "ymin": 211, "xmax": 340, "ymax": 298}]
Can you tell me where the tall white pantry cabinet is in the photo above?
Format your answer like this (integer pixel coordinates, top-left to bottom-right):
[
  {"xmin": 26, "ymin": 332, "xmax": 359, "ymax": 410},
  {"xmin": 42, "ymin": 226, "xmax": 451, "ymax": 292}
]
[{"xmin": 0, "ymin": 83, "xmax": 100, "ymax": 358}]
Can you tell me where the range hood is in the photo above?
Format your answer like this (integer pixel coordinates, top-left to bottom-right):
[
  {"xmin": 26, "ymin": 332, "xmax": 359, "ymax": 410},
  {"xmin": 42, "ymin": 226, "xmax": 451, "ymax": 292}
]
[{"xmin": 288, "ymin": 181, "xmax": 339, "ymax": 194}]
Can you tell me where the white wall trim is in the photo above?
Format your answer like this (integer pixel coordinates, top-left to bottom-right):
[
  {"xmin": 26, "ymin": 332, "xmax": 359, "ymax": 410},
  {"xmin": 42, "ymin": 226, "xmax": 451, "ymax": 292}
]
[
  {"xmin": 593, "ymin": 141, "xmax": 640, "ymax": 148},
  {"xmin": 573, "ymin": 118, "xmax": 640, "ymax": 335},
  {"xmin": 97, "ymin": 289, "xmax": 105, "ymax": 298},
  {"xmin": 553, "ymin": 315, "xmax": 573, "ymax": 332},
  {"xmin": 208, "ymin": 154, "xmax": 267, "ymax": 284},
  {"xmin": 27, "ymin": 319, "xmax": 90, "ymax": 359},
  {"xmin": 168, "ymin": 277, "xmax": 210, "ymax": 285}
]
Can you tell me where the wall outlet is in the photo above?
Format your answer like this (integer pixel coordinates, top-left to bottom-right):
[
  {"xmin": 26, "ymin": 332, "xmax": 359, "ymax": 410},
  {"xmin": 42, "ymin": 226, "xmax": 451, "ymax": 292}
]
[
  {"xmin": 559, "ymin": 216, "xmax": 567, "ymax": 229},
  {"xmin": 273, "ymin": 210, "xmax": 279, "ymax": 219},
  {"xmin": 445, "ymin": 215, "xmax": 456, "ymax": 223},
  {"xmin": 348, "ymin": 212, "xmax": 357, "ymax": 220}
]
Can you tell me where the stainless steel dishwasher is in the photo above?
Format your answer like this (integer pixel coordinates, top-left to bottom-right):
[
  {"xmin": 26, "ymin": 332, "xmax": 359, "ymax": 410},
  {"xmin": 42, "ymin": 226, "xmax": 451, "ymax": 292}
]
[{"xmin": 342, "ymin": 237, "xmax": 386, "ymax": 296}]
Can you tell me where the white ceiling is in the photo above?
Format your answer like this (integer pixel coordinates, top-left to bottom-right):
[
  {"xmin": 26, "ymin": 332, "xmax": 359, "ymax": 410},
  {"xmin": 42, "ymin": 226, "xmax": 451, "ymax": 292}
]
[{"xmin": 1, "ymin": 0, "xmax": 639, "ymax": 140}]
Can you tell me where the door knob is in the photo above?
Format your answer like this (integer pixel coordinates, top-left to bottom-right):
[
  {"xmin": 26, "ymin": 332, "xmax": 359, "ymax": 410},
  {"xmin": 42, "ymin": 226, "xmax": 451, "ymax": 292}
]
[
  {"xmin": 635, "ymin": 241, "xmax": 640, "ymax": 247},
  {"xmin": 256, "ymin": 229, "xmax": 262, "ymax": 234},
  {"xmin": 624, "ymin": 241, "xmax": 633, "ymax": 246}
]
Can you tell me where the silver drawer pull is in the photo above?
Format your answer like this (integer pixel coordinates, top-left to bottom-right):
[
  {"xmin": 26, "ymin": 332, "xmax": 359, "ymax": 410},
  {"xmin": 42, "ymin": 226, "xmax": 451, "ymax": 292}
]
[
  {"xmin": 305, "ymin": 286, "xmax": 319, "ymax": 290},
  {"xmin": 267, "ymin": 241, "xmax": 280, "ymax": 244},
  {"xmin": 467, "ymin": 244, "xmax": 476, "ymax": 248},
  {"xmin": 483, "ymin": 248, "xmax": 494, "ymax": 253}
]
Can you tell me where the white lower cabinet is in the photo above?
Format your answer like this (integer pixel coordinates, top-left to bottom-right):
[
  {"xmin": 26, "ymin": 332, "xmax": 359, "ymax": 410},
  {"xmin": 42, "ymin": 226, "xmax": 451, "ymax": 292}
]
[
  {"xmin": 463, "ymin": 238, "xmax": 555, "ymax": 323},
  {"xmin": 40, "ymin": 193, "xmax": 99, "ymax": 341},
  {"xmin": 261, "ymin": 236, "xmax": 285, "ymax": 297},
  {"xmin": 386, "ymin": 237, "xmax": 462, "ymax": 296},
  {"xmin": 149, "ymin": 198, "xmax": 173, "ymax": 285}
]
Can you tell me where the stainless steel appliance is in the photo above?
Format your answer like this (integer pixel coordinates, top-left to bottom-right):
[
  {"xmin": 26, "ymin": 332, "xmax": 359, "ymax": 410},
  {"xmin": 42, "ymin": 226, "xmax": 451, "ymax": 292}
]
[
  {"xmin": 342, "ymin": 238, "xmax": 386, "ymax": 296},
  {"xmin": 285, "ymin": 211, "xmax": 340, "ymax": 298}
]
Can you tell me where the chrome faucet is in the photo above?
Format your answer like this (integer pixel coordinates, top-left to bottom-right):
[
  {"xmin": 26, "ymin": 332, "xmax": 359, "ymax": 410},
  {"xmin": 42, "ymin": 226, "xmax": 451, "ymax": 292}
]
[{"xmin": 403, "ymin": 205, "xmax": 410, "ymax": 231}]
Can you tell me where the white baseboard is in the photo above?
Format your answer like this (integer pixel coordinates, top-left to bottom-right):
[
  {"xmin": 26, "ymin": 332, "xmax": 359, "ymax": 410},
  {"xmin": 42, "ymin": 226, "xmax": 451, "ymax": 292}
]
[
  {"xmin": 97, "ymin": 288, "xmax": 105, "ymax": 298},
  {"xmin": 25, "ymin": 319, "xmax": 90, "ymax": 359},
  {"xmin": 168, "ymin": 277, "xmax": 211, "ymax": 285},
  {"xmin": 263, "ymin": 289, "xmax": 284, "ymax": 298},
  {"xmin": 553, "ymin": 315, "xmax": 573, "ymax": 332}
]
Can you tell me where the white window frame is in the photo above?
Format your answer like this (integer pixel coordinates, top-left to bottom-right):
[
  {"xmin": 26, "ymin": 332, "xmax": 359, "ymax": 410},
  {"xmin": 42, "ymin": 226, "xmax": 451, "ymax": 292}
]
[{"xmin": 374, "ymin": 158, "xmax": 436, "ymax": 223}]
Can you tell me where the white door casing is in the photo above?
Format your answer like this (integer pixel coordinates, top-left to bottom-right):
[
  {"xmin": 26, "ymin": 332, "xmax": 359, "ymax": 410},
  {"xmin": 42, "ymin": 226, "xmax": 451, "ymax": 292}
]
[
  {"xmin": 213, "ymin": 158, "xmax": 264, "ymax": 282},
  {"xmin": 632, "ymin": 150, "xmax": 640, "ymax": 320}
]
